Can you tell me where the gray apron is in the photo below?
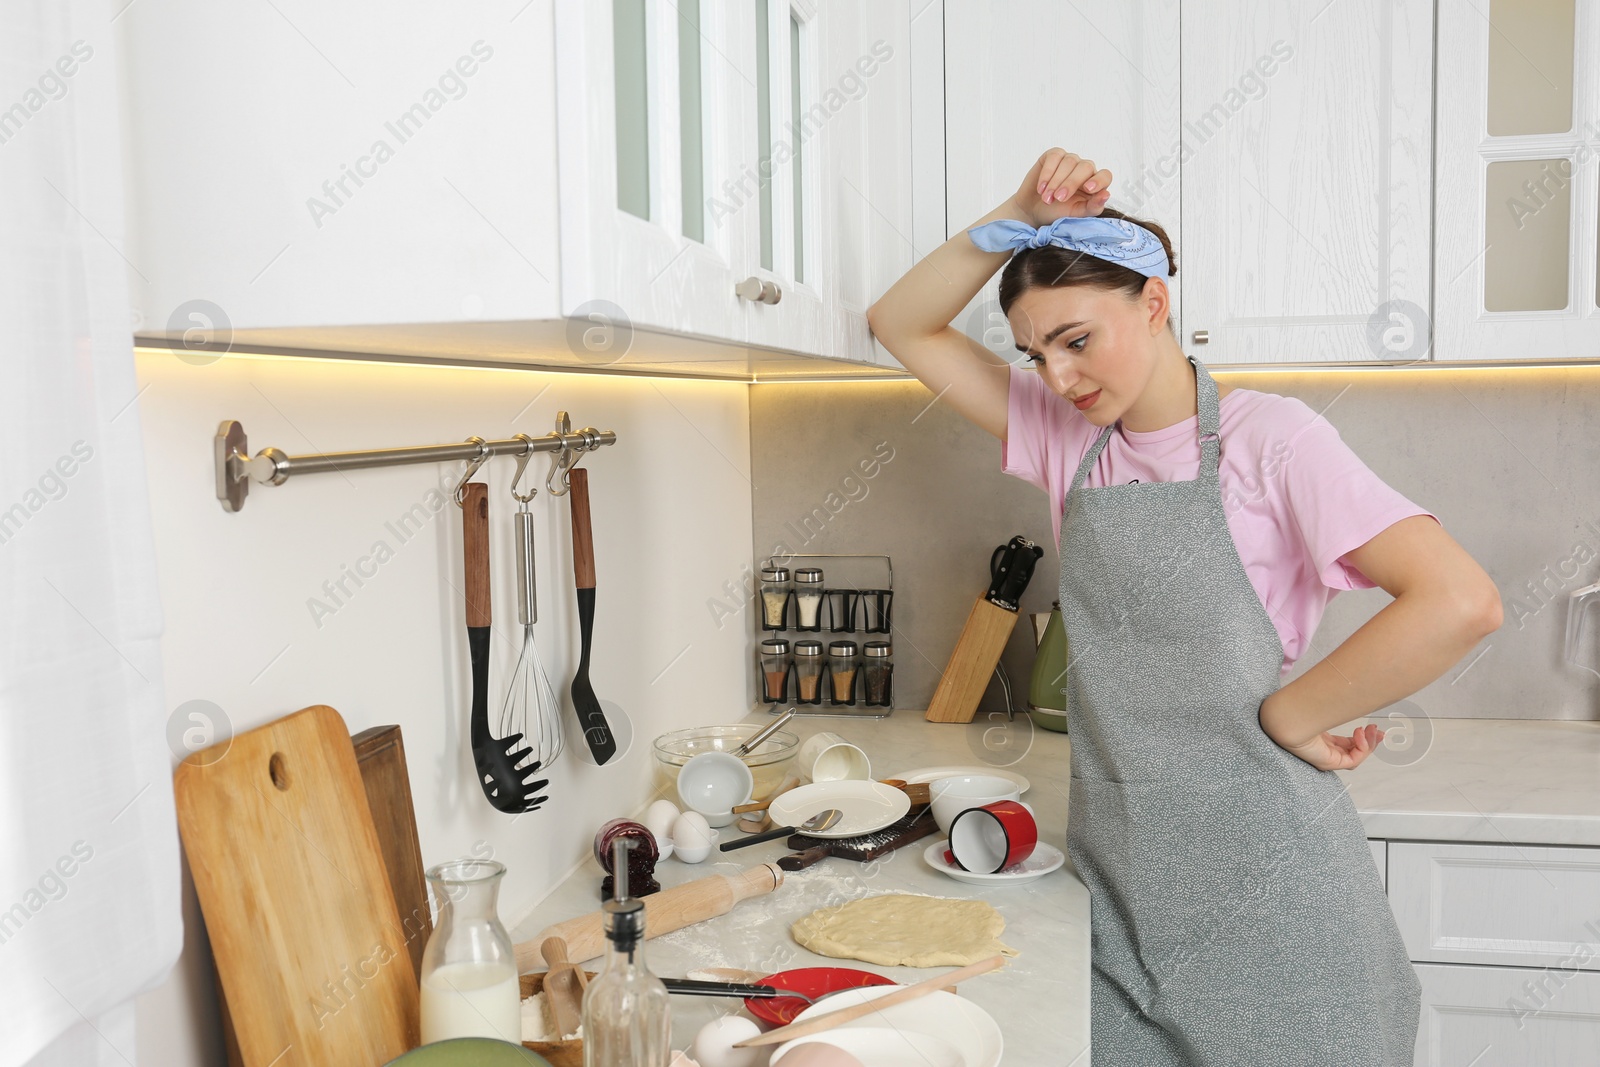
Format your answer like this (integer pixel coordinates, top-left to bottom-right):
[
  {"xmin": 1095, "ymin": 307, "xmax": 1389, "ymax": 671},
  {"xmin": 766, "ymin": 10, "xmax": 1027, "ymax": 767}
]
[{"xmin": 1058, "ymin": 355, "xmax": 1421, "ymax": 1065}]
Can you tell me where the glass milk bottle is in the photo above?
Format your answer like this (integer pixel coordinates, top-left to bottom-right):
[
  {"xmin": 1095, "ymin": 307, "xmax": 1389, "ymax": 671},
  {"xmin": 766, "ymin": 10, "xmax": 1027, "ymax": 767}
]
[{"xmin": 419, "ymin": 859, "xmax": 522, "ymax": 1044}]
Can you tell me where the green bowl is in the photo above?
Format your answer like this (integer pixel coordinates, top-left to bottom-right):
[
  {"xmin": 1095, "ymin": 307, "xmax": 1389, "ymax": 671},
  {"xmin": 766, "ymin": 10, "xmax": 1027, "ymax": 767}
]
[{"xmin": 383, "ymin": 1039, "xmax": 552, "ymax": 1066}]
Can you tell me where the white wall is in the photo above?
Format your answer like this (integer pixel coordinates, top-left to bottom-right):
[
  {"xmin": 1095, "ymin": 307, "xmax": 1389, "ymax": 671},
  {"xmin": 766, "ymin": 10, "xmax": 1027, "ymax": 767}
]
[{"xmin": 129, "ymin": 351, "xmax": 753, "ymax": 1064}]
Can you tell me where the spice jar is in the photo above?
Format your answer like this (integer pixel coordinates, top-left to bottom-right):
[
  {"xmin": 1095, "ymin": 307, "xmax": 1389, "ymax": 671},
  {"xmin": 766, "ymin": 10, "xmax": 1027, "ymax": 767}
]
[
  {"xmin": 793, "ymin": 640, "xmax": 825, "ymax": 704},
  {"xmin": 862, "ymin": 640, "xmax": 893, "ymax": 707},
  {"xmin": 827, "ymin": 640, "xmax": 859, "ymax": 705},
  {"xmin": 759, "ymin": 566, "xmax": 792, "ymax": 630},
  {"xmin": 759, "ymin": 638, "xmax": 791, "ymax": 704},
  {"xmin": 793, "ymin": 567, "xmax": 825, "ymax": 631}
]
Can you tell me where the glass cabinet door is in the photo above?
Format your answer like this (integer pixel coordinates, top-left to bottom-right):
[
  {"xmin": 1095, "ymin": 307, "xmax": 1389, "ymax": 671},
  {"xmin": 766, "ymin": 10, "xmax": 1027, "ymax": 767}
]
[
  {"xmin": 555, "ymin": 0, "xmax": 753, "ymax": 360},
  {"xmin": 1435, "ymin": 0, "xmax": 1599, "ymax": 360},
  {"xmin": 740, "ymin": 0, "xmax": 827, "ymax": 358}
]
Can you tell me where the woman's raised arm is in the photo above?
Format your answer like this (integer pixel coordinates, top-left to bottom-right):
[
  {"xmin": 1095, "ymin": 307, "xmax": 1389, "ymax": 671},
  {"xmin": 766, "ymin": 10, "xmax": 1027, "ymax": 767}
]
[{"xmin": 865, "ymin": 149, "xmax": 1112, "ymax": 440}]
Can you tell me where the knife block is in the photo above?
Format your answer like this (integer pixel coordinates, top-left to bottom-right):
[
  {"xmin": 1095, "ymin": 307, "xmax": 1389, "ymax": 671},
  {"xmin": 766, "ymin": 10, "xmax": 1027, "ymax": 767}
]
[{"xmin": 925, "ymin": 597, "xmax": 1019, "ymax": 723}]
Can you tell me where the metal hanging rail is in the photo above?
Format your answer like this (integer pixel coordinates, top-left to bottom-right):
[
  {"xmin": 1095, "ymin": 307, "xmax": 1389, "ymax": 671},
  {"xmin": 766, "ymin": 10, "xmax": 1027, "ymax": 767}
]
[{"xmin": 213, "ymin": 410, "xmax": 617, "ymax": 512}]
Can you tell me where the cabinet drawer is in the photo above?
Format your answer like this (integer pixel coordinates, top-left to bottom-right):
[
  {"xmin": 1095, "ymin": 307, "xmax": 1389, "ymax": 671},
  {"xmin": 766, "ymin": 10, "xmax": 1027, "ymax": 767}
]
[
  {"xmin": 1369, "ymin": 838, "xmax": 1386, "ymax": 890},
  {"xmin": 1389, "ymin": 841, "xmax": 1600, "ymax": 970},
  {"xmin": 1414, "ymin": 962, "xmax": 1600, "ymax": 1066}
]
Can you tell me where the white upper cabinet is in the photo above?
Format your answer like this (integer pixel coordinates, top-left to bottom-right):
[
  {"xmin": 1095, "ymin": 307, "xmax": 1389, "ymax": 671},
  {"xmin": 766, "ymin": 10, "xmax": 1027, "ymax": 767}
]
[
  {"xmin": 555, "ymin": 0, "xmax": 751, "ymax": 349},
  {"xmin": 115, "ymin": 0, "xmax": 929, "ymax": 377},
  {"xmin": 817, "ymin": 0, "xmax": 920, "ymax": 367},
  {"xmin": 1179, "ymin": 0, "xmax": 1435, "ymax": 365},
  {"xmin": 1434, "ymin": 0, "xmax": 1600, "ymax": 361}
]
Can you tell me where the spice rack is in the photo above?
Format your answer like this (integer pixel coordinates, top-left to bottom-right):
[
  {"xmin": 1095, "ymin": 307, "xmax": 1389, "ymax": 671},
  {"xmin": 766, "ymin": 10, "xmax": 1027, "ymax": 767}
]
[{"xmin": 755, "ymin": 554, "xmax": 894, "ymax": 719}]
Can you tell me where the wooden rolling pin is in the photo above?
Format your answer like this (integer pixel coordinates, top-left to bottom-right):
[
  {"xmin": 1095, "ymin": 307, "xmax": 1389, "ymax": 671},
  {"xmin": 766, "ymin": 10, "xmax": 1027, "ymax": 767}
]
[{"xmin": 515, "ymin": 861, "xmax": 784, "ymax": 971}]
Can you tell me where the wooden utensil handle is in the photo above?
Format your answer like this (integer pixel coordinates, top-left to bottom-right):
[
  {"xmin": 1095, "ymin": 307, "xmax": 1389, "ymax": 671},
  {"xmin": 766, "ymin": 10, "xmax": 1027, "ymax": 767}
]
[
  {"xmin": 734, "ymin": 954, "xmax": 1007, "ymax": 1048},
  {"xmin": 516, "ymin": 862, "xmax": 784, "ymax": 970},
  {"xmin": 462, "ymin": 482, "xmax": 491, "ymax": 628},
  {"xmin": 569, "ymin": 467, "xmax": 595, "ymax": 590}
]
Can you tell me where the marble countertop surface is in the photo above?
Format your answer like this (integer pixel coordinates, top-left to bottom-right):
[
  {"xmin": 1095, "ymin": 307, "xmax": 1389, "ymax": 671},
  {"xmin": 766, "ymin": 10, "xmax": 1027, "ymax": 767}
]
[
  {"xmin": 1337, "ymin": 714, "xmax": 1600, "ymax": 847},
  {"xmin": 508, "ymin": 710, "xmax": 1599, "ymax": 1063},
  {"xmin": 509, "ymin": 709, "xmax": 1090, "ymax": 1065}
]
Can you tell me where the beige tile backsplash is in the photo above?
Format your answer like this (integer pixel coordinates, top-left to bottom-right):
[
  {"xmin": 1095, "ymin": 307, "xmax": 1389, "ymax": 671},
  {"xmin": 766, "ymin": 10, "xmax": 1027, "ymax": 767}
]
[{"xmin": 750, "ymin": 366, "xmax": 1600, "ymax": 722}]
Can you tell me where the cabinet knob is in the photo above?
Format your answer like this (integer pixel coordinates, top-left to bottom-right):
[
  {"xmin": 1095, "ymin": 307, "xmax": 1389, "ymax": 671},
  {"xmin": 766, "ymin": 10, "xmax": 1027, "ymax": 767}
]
[
  {"xmin": 1191, "ymin": 329, "xmax": 1209, "ymax": 344},
  {"xmin": 735, "ymin": 277, "xmax": 782, "ymax": 305}
]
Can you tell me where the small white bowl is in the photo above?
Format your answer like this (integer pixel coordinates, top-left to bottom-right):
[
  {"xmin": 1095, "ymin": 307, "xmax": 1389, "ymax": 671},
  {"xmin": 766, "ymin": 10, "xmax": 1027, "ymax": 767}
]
[
  {"xmin": 676, "ymin": 751, "xmax": 753, "ymax": 827},
  {"xmin": 929, "ymin": 774, "xmax": 1021, "ymax": 834}
]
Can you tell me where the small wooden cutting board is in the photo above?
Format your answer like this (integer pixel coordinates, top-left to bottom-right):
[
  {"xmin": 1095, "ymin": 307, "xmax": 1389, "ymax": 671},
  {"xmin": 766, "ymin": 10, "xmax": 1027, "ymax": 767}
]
[{"xmin": 175, "ymin": 705, "xmax": 419, "ymax": 1065}]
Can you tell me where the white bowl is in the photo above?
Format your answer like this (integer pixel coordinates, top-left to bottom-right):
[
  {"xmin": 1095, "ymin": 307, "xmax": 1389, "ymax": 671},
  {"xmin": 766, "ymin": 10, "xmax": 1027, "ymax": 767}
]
[
  {"xmin": 928, "ymin": 774, "xmax": 1021, "ymax": 834},
  {"xmin": 773, "ymin": 1028, "xmax": 963, "ymax": 1067},
  {"xmin": 778, "ymin": 986, "xmax": 1002, "ymax": 1067},
  {"xmin": 676, "ymin": 751, "xmax": 753, "ymax": 827}
]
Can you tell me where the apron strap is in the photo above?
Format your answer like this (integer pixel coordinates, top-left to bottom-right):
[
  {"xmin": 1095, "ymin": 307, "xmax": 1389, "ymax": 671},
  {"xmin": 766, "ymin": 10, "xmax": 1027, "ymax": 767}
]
[{"xmin": 1066, "ymin": 355, "xmax": 1223, "ymax": 495}]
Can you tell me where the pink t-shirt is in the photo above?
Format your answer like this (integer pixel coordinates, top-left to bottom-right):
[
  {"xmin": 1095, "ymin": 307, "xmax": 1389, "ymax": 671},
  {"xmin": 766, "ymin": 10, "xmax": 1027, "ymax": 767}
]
[{"xmin": 1003, "ymin": 364, "xmax": 1439, "ymax": 675}]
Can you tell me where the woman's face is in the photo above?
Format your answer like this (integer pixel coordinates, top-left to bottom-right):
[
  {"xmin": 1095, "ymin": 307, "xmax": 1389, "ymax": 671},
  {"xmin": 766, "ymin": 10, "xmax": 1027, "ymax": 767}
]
[{"xmin": 1006, "ymin": 283, "xmax": 1161, "ymax": 426}]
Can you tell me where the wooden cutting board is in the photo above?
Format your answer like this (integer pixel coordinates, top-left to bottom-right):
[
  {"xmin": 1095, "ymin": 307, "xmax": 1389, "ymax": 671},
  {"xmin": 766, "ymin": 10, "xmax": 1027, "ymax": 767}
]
[{"xmin": 176, "ymin": 705, "xmax": 420, "ymax": 1065}]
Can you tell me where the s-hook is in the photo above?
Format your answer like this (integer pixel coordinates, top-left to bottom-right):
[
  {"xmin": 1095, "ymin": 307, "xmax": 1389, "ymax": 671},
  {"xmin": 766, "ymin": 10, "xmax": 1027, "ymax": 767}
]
[
  {"xmin": 547, "ymin": 411, "xmax": 585, "ymax": 497},
  {"xmin": 453, "ymin": 436, "xmax": 492, "ymax": 508},
  {"xmin": 510, "ymin": 434, "xmax": 539, "ymax": 504}
]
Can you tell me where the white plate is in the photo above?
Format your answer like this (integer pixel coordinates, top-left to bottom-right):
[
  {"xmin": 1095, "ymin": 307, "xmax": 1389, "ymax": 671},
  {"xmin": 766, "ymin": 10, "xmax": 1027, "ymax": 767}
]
[
  {"xmin": 891, "ymin": 765, "xmax": 1031, "ymax": 795},
  {"xmin": 772, "ymin": 1027, "xmax": 965, "ymax": 1067},
  {"xmin": 767, "ymin": 780, "xmax": 911, "ymax": 839},
  {"xmin": 779, "ymin": 987, "xmax": 1002, "ymax": 1067},
  {"xmin": 923, "ymin": 839, "xmax": 1066, "ymax": 886}
]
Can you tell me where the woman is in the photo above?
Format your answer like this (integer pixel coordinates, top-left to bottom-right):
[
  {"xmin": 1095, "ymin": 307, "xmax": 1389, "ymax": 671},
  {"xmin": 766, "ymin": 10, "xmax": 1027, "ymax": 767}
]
[{"xmin": 866, "ymin": 149, "xmax": 1502, "ymax": 1065}]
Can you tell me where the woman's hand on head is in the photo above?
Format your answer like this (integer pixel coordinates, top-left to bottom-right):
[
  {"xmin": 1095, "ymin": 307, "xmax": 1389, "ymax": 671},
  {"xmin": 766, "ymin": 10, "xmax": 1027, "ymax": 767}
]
[{"xmin": 1012, "ymin": 149, "xmax": 1114, "ymax": 226}]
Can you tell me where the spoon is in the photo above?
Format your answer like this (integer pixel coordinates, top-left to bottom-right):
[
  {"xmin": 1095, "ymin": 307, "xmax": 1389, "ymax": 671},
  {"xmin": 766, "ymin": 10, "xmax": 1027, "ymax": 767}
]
[{"xmin": 719, "ymin": 808, "xmax": 842, "ymax": 851}]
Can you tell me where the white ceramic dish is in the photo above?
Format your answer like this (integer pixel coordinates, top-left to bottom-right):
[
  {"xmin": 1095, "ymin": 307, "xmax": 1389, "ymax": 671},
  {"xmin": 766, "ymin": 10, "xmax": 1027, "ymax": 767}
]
[
  {"xmin": 766, "ymin": 780, "xmax": 911, "ymax": 838},
  {"xmin": 772, "ymin": 1027, "xmax": 965, "ymax": 1067},
  {"xmin": 676, "ymin": 751, "xmax": 754, "ymax": 827},
  {"xmin": 891, "ymin": 765, "xmax": 1031, "ymax": 795},
  {"xmin": 778, "ymin": 987, "xmax": 1002, "ymax": 1067},
  {"xmin": 923, "ymin": 839, "xmax": 1066, "ymax": 886},
  {"xmin": 927, "ymin": 775, "xmax": 1025, "ymax": 835}
]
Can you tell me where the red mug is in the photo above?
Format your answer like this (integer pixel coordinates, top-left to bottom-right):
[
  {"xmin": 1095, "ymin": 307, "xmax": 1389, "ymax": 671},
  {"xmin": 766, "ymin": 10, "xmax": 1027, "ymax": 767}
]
[{"xmin": 948, "ymin": 800, "xmax": 1037, "ymax": 874}]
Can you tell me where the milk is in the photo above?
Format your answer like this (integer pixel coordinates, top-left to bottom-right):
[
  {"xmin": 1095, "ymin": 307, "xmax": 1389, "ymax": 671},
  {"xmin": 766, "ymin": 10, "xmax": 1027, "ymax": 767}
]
[{"xmin": 420, "ymin": 960, "xmax": 522, "ymax": 1044}]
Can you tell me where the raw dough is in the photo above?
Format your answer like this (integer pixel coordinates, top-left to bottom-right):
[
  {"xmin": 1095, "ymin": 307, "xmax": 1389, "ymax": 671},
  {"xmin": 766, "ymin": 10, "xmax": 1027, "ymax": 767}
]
[{"xmin": 791, "ymin": 893, "xmax": 1018, "ymax": 968}]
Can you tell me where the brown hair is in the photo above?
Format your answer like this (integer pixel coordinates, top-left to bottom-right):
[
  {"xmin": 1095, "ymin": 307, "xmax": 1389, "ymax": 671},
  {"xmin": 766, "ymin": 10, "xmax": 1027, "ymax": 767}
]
[{"xmin": 995, "ymin": 207, "xmax": 1179, "ymax": 335}]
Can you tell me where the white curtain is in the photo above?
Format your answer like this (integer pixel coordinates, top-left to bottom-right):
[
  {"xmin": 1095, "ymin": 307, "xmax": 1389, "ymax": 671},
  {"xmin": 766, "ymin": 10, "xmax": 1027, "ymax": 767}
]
[{"xmin": 0, "ymin": 2, "xmax": 182, "ymax": 1065}]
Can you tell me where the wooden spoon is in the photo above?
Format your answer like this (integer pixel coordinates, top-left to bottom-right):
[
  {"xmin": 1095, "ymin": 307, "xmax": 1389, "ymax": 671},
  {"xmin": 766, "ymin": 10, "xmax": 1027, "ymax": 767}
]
[{"xmin": 732, "ymin": 955, "xmax": 1006, "ymax": 1048}]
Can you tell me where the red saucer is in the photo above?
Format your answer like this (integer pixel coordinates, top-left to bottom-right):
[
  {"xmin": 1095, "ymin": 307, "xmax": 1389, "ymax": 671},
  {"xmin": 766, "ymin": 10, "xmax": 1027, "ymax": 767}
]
[{"xmin": 745, "ymin": 966, "xmax": 895, "ymax": 1027}]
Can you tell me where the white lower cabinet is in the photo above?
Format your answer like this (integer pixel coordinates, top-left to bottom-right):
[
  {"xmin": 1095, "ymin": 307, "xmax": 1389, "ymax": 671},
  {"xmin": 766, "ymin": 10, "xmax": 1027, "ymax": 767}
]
[
  {"xmin": 1387, "ymin": 840, "xmax": 1600, "ymax": 1064},
  {"xmin": 1412, "ymin": 962, "xmax": 1600, "ymax": 1066}
]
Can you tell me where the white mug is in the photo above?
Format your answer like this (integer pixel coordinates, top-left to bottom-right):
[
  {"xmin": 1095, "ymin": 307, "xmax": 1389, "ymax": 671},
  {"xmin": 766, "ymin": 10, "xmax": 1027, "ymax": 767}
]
[
  {"xmin": 929, "ymin": 774, "xmax": 1021, "ymax": 834},
  {"xmin": 797, "ymin": 731, "xmax": 870, "ymax": 783}
]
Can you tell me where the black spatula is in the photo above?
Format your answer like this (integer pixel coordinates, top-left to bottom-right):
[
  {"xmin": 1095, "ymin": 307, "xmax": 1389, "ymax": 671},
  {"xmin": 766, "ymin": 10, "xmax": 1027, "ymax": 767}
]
[{"xmin": 568, "ymin": 468, "xmax": 616, "ymax": 765}]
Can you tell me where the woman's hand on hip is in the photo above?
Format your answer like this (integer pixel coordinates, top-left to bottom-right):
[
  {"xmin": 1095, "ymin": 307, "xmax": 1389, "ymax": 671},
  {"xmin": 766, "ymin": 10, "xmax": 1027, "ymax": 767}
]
[
  {"xmin": 1011, "ymin": 148, "xmax": 1113, "ymax": 226},
  {"xmin": 1273, "ymin": 723, "xmax": 1386, "ymax": 772},
  {"xmin": 1259, "ymin": 691, "xmax": 1387, "ymax": 771}
]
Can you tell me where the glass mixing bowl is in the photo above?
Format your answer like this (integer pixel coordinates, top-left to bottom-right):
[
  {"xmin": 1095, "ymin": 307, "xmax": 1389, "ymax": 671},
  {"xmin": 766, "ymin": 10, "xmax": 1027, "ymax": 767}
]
[{"xmin": 652, "ymin": 724, "xmax": 800, "ymax": 801}]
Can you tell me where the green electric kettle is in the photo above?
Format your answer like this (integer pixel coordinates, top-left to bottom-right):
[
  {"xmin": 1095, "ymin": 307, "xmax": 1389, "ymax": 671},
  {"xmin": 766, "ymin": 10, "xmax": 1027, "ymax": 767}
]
[{"xmin": 1027, "ymin": 601, "xmax": 1071, "ymax": 733}]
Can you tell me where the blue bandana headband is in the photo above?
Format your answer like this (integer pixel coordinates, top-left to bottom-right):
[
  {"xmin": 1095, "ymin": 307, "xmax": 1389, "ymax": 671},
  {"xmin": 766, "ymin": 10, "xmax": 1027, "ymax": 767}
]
[{"xmin": 965, "ymin": 216, "xmax": 1170, "ymax": 280}]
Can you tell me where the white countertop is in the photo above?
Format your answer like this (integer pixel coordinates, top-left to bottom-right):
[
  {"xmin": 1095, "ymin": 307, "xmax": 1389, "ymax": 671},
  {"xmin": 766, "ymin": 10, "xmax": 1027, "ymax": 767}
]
[
  {"xmin": 510, "ymin": 710, "xmax": 1091, "ymax": 1065},
  {"xmin": 510, "ymin": 710, "xmax": 1600, "ymax": 1063},
  {"xmin": 1338, "ymin": 714, "xmax": 1600, "ymax": 847}
]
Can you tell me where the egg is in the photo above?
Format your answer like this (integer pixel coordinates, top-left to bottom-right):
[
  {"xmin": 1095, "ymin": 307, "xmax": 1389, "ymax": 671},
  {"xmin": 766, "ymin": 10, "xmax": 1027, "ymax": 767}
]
[
  {"xmin": 643, "ymin": 799, "xmax": 681, "ymax": 844},
  {"xmin": 644, "ymin": 798, "xmax": 681, "ymax": 852},
  {"xmin": 671, "ymin": 811, "xmax": 715, "ymax": 863},
  {"xmin": 690, "ymin": 1015, "xmax": 765, "ymax": 1067}
]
